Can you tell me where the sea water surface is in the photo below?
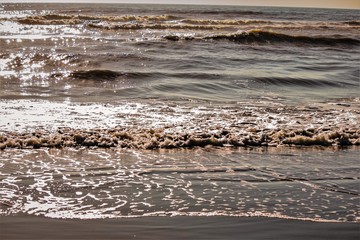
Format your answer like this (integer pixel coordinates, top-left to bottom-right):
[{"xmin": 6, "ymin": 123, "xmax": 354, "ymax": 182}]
[
  {"xmin": 0, "ymin": 3, "xmax": 359, "ymax": 227},
  {"xmin": 1, "ymin": 147, "xmax": 359, "ymax": 222},
  {"xmin": 0, "ymin": 3, "xmax": 359, "ymax": 104}
]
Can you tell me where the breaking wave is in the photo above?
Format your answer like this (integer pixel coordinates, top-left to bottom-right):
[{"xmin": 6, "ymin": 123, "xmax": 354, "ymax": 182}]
[
  {"xmin": 12, "ymin": 13, "xmax": 180, "ymax": 25},
  {"xmin": 1, "ymin": 98, "xmax": 359, "ymax": 150},
  {"xmin": 87, "ymin": 22, "xmax": 221, "ymax": 30},
  {"xmin": 8, "ymin": 13, "xmax": 360, "ymax": 30},
  {"xmin": 180, "ymin": 19, "xmax": 271, "ymax": 25}
]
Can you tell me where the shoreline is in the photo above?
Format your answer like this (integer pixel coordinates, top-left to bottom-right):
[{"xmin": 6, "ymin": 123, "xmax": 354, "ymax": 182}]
[{"xmin": 1, "ymin": 215, "xmax": 359, "ymax": 240}]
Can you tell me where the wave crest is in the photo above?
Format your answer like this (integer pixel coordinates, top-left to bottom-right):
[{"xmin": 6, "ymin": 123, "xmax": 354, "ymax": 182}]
[
  {"xmin": 164, "ymin": 30, "xmax": 360, "ymax": 46},
  {"xmin": 87, "ymin": 22, "xmax": 219, "ymax": 30},
  {"xmin": 14, "ymin": 13, "xmax": 180, "ymax": 25},
  {"xmin": 181, "ymin": 19, "xmax": 270, "ymax": 25}
]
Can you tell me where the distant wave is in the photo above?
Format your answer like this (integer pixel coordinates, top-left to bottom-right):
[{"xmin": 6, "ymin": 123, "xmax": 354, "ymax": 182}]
[
  {"xmin": 86, "ymin": 19, "xmax": 273, "ymax": 30},
  {"xmin": 13, "ymin": 14, "xmax": 180, "ymax": 25},
  {"xmin": 85, "ymin": 22, "xmax": 360, "ymax": 31},
  {"xmin": 9, "ymin": 14, "xmax": 360, "ymax": 30},
  {"xmin": 3, "ymin": 14, "xmax": 272, "ymax": 27},
  {"xmin": 164, "ymin": 30, "xmax": 360, "ymax": 46},
  {"xmin": 182, "ymin": 9, "xmax": 262, "ymax": 15},
  {"xmin": 180, "ymin": 19, "xmax": 271, "ymax": 25},
  {"xmin": 87, "ymin": 22, "xmax": 220, "ymax": 30},
  {"xmin": 343, "ymin": 20, "xmax": 360, "ymax": 26}
]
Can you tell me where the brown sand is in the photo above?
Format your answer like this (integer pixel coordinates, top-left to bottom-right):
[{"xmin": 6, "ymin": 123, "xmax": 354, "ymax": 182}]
[{"xmin": 1, "ymin": 215, "xmax": 359, "ymax": 240}]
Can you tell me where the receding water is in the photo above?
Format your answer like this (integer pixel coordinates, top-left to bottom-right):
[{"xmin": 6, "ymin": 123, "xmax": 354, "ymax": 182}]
[{"xmin": 1, "ymin": 147, "xmax": 359, "ymax": 222}]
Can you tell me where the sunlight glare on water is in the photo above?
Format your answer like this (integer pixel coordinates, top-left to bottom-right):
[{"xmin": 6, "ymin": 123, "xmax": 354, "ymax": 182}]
[{"xmin": 0, "ymin": 148, "xmax": 359, "ymax": 222}]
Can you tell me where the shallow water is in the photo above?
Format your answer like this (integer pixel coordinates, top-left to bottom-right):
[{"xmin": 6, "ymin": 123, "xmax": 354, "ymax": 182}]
[{"xmin": 1, "ymin": 147, "xmax": 359, "ymax": 222}]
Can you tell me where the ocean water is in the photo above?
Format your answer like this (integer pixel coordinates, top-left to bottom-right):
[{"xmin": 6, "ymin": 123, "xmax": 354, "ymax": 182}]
[
  {"xmin": 1, "ymin": 3, "xmax": 359, "ymax": 105},
  {"xmin": 0, "ymin": 3, "xmax": 359, "ymax": 226}
]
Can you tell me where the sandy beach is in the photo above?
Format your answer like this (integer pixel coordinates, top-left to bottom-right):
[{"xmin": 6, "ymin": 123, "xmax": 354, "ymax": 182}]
[{"xmin": 1, "ymin": 215, "xmax": 359, "ymax": 240}]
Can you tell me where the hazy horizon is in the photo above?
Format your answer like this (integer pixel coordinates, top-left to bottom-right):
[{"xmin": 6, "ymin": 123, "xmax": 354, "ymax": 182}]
[{"xmin": 4, "ymin": 0, "xmax": 360, "ymax": 9}]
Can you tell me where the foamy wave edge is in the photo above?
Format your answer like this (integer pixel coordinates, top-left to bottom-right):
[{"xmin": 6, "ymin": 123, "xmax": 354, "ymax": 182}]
[
  {"xmin": 1, "ymin": 126, "xmax": 359, "ymax": 150},
  {"xmin": 31, "ymin": 210, "xmax": 356, "ymax": 223},
  {"xmin": 1, "ymin": 99, "xmax": 359, "ymax": 150}
]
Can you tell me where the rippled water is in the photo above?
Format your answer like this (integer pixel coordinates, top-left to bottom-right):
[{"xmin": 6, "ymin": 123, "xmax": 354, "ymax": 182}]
[
  {"xmin": 1, "ymin": 148, "xmax": 359, "ymax": 221},
  {"xmin": 0, "ymin": 3, "xmax": 359, "ymax": 104}
]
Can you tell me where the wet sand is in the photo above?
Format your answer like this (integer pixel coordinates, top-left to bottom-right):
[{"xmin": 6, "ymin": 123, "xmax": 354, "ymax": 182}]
[{"xmin": 1, "ymin": 215, "xmax": 359, "ymax": 240}]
